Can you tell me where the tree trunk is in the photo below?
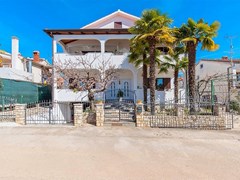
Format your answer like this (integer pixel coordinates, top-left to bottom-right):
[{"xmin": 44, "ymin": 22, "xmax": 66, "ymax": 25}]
[
  {"xmin": 142, "ymin": 53, "xmax": 148, "ymax": 111},
  {"xmin": 174, "ymin": 69, "xmax": 179, "ymax": 116},
  {"xmin": 174, "ymin": 69, "xmax": 179, "ymax": 104},
  {"xmin": 149, "ymin": 42, "xmax": 156, "ymax": 115},
  {"xmin": 88, "ymin": 91, "xmax": 95, "ymax": 111},
  {"xmin": 187, "ymin": 42, "xmax": 197, "ymax": 113}
]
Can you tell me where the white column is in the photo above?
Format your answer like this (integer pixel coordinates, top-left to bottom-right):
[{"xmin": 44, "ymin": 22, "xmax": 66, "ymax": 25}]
[
  {"xmin": 100, "ymin": 40, "xmax": 105, "ymax": 54},
  {"xmin": 52, "ymin": 39, "xmax": 58, "ymax": 102}
]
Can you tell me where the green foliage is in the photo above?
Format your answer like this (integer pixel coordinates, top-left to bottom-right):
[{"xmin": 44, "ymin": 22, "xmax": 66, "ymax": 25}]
[
  {"xmin": 230, "ymin": 100, "xmax": 240, "ymax": 114},
  {"xmin": 178, "ymin": 18, "xmax": 220, "ymax": 51},
  {"xmin": 117, "ymin": 89, "xmax": 124, "ymax": 98}
]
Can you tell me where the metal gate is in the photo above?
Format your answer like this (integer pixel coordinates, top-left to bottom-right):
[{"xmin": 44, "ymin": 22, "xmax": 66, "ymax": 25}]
[
  {"xmin": 0, "ymin": 96, "xmax": 16, "ymax": 122},
  {"xmin": 104, "ymin": 101, "xmax": 135, "ymax": 122},
  {"xmin": 25, "ymin": 101, "xmax": 71, "ymax": 124}
]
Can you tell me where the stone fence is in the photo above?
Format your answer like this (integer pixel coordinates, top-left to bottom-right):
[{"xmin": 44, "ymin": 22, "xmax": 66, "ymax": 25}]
[{"xmin": 135, "ymin": 103, "xmax": 233, "ymax": 130}]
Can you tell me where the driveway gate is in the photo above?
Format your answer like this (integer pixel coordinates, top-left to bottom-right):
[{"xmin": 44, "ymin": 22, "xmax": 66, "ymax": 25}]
[{"xmin": 25, "ymin": 101, "xmax": 71, "ymax": 124}]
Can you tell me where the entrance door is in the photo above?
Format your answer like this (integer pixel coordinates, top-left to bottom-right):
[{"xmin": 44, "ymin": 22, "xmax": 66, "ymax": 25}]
[
  {"xmin": 110, "ymin": 81, "xmax": 117, "ymax": 99},
  {"xmin": 121, "ymin": 80, "xmax": 130, "ymax": 98},
  {"xmin": 107, "ymin": 80, "xmax": 131, "ymax": 101}
]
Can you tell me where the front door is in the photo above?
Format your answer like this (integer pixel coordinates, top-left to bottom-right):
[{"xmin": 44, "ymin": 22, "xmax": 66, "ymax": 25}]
[
  {"xmin": 122, "ymin": 80, "xmax": 130, "ymax": 98},
  {"xmin": 109, "ymin": 80, "xmax": 131, "ymax": 99}
]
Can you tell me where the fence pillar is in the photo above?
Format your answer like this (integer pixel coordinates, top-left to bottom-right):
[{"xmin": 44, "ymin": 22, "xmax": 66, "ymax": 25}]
[
  {"xmin": 135, "ymin": 103, "xmax": 144, "ymax": 127},
  {"xmin": 15, "ymin": 104, "xmax": 26, "ymax": 125},
  {"xmin": 96, "ymin": 103, "xmax": 104, "ymax": 126},
  {"xmin": 74, "ymin": 103, "xmax": 83, "ymax": 126},
  {"xmin": 217, "ymin": 105, "xmax": 226, "ymax": 117}
]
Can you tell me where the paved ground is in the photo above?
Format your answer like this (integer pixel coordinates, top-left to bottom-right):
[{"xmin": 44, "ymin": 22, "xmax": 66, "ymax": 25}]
[{"xmin": 0, "ymin": 124, "xmax": 240, "ymax": 180}]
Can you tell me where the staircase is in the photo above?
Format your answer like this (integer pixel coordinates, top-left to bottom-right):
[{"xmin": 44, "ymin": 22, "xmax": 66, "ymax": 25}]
[{"xmin": 104, "ymin": 101, "xmax": 136, "ymax": 127}]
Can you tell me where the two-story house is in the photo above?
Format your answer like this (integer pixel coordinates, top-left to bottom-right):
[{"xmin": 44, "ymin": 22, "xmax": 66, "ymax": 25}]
[{"xmin": 44, "ymin": 10, "xmax": 175, "ymax": 104}]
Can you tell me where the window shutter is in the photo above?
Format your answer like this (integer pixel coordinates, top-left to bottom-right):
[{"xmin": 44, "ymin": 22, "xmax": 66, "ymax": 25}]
[{"xmin": 164, "ymin": 78, "xmax": 171, "ymax": 90}]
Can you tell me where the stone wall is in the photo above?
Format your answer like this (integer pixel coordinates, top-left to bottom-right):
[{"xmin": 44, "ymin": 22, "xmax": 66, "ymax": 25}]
[
  {"xmin": 137, "ymin": 105, "xmax": 232, "ymax": 130},
  {"xmin": 83, "ymin": 112, "xmax": 96, "ymax": 125},
  {"xmin": 15, "ymin": 104, "xmax": 26, "ymax": 125},
  {"xmin": 73, "ymin": 103, "xmax": 83, "ymax": 126},
  {"xmin": 96, "ymin": 103, "xmax": 104, "ymax": 126}
]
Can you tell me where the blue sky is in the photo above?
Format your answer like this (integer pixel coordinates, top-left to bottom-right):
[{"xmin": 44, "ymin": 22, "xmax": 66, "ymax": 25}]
[{"xmin": 0, "ymin": 0, "xmax": 239, "ymax": 63}]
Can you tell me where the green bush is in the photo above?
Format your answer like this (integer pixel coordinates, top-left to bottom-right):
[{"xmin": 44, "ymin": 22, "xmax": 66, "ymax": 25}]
[{"xmin": 230, "ymin": 100, "xmax": 240, "ymax": 114}]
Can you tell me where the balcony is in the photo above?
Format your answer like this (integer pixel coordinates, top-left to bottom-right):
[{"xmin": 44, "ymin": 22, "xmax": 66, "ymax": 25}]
[{"xmin": 55, "ymin": 52, "xmax": 129, "ymax": 68}]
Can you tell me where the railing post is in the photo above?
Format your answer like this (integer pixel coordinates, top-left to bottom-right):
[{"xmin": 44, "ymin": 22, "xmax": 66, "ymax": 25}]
[
  {"xmin": 74, "ymin": 103, "xmax": 83, "ymax": 126},
  {"xmin": 15, "ymin": 104, "xmax": 26, "ymax": 125}
]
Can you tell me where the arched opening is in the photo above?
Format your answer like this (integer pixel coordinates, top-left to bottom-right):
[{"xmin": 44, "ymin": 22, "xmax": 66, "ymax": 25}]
[
  {"xmin": 59, "ymin": 39, "xmax": 101, "ymax": 55},
  {"xmin": 105, "ymin": 39, "xmax": 130, "ymax": 54}
]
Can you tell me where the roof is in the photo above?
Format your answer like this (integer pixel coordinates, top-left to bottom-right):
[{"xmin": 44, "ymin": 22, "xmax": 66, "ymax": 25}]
[
  {"xmin": 44, "ymin": 10, "xmax": 139, "ymax": 38},
  {"xmin": 81, "ymin": 9, "xmax": 139, "ymax": 29},
  {"xmin": 197, "ymin": 59, "xmax": 240, "ymax": 66},
  {"xmin": 44, "ymin": 28, "xmax": 131, "ymax": 38}
]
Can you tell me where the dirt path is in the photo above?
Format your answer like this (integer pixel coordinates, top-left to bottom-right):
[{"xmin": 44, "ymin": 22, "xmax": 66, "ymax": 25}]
[{"xmin": 0, "ymin": 126, "xmax": 239, "ymax": 180}]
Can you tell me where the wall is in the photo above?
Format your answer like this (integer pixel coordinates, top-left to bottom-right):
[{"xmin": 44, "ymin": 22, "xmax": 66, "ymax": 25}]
[
  {"xmin": 32, "ymin": 66, "xmax": 42, "ymax": 83},
  {"xmin": 0, "ymin": 78, "xmax": 51, "ymax": 103},
  {"xmin": 84, "ymin": 16, "xmax": 135, "ymax": 29},
  {"xmin": 196, "ymin": 61, "xmax": 230, "ymax": 80}
]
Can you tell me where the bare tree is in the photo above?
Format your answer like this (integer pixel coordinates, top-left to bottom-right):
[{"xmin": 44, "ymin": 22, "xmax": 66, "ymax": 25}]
[
  {"xmin": 55, "ymin": 54, "xmax": 117, "ymax": 110},
  {"xmin": 196, "ymin": 73, "xmax": 219, "ymax": 101}
]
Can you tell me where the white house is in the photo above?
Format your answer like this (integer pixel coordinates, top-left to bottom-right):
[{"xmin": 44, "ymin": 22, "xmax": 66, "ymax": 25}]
[
  {"xmin": 196, "ymin": 57, "xmax": 240, "ymax": 103},
  {"xmin": 0, "ymin": 37, "xmax": 51, "ymax": 84},
  {"xmin": 44, "ymin": 10, "xmax": 175, "ymax": 103}
]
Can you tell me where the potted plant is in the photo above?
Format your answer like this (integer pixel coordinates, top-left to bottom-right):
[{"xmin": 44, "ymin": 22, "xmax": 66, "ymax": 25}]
[
  {"xmin": 136, "ymin": 99, "xmax": 142, "ymax": 104},
  {"xmin": 117, "ymin": 89, "xmax": 124, "ymax": 101}
]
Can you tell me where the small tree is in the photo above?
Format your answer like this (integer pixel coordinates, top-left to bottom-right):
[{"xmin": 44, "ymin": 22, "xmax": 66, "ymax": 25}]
[{"xmin": 55, "ymin": 54, "xmax": 117, "ymax": 110}]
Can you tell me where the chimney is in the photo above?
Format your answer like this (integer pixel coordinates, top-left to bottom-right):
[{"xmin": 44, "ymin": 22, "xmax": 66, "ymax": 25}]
[
  {"xmin": 27, "ymin": 58, "xmax": 32, "ymax": 73},
  {"xmin": 11, "ymin": 36, "xmax": 19, "ymax": 69},
  {"xmin": 222, "ymin": 56, "xmax": 228, "ymax": 61},
  {"xmin": 33, "ymin": 51, "xmax": 40, "ymax": 62}
]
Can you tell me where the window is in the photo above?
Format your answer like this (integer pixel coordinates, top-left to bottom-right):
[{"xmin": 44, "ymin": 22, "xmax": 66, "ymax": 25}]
[
  {"xmin": 237, "ymin": 72, "xmax": 240, "ymax": 81},
  {"xmin": 114, "ymin": 22, "xmax": 122, "ymax": 29},
  {"xmin": 147, "ymin": 78, "xmax": 171, "ymax": 91},
  {"xmin": 156, "ymin": 78, "xmax": 164, "ymax": 90},
  {"xmin": 200, "ymin": 64, "xmax": 203, "ymax": 69}
]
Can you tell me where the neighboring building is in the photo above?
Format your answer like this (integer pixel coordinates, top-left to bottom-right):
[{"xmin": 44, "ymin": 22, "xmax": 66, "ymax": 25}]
[
  {"xmin": 44, "ymin": 10, "xmax": 175, "ymax": 103},
  {"xmin": 0, "ymin": 37, "xmax": 51, "ymax": 84},
  {"xmin": 0, "ymin": 50, "xmax": 12, "ymax": 68},
  {"xmin": 196, "ymin": 57, "xmax": 240, "ymax": 103}
]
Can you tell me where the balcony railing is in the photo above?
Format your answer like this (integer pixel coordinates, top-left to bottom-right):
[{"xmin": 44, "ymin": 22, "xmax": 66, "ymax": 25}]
[{"xmin": 55, "ymin": 52, "xmax": 128, "ymax": 68}]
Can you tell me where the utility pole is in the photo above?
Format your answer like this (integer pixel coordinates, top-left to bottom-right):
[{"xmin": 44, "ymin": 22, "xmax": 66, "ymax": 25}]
[
  {"xmin": 225, "ymin": 35, "xmax": 237, "ymax": 110},
  {"xmin": 225, "ymin": 35, "xmax": 236, "ymax": 64}
]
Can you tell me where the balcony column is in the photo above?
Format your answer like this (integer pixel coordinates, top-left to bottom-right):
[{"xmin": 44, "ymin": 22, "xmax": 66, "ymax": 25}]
[
  {"xmin": 52, "ymin": 39, "xmax": 58, "ymax": 102},
  {"xmin": 100, "ymin": 40, "xmax": 105, "ymax": 54}
]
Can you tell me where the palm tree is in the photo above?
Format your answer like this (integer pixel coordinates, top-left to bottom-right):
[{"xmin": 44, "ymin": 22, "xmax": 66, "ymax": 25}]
[
  {"xmin": 159, "ymin": 46, "xmax": 188, "ymax": 104},
  {"xmin": 179, "ymin": 18, "xmax": 220, "ymax": 112},
  {"xmin": 129, "ymin": 9, "xmax": 175, "ymax": 115},
  {"xmin": 128, "ymin": 39, "xmax": 149, "ymax": 109}
]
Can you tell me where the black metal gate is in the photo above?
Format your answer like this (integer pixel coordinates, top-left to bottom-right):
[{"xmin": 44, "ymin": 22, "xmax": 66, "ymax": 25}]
[
  {"xmin": 104, "ymin": 100, "xmax": 135, "ymax": 122},
  {"xmin": 25, "ymin": 101, "xmax": 71, "ymax": 124}
]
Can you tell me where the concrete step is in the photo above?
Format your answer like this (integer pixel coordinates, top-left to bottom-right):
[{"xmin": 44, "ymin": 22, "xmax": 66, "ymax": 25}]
[
  {"xmin": 103, "ymin": 121, "xmax": 136, "ymax": 127},
  {"xmin": 104, "ymin": 117, "xmax": 120, "ymax": 121}
]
